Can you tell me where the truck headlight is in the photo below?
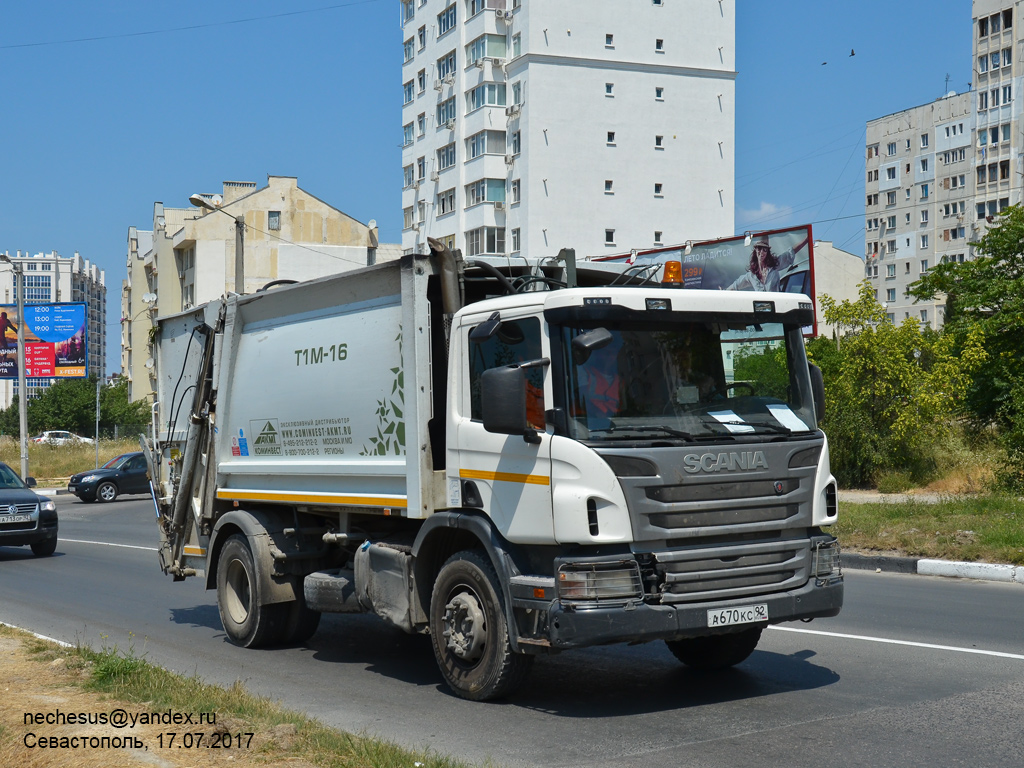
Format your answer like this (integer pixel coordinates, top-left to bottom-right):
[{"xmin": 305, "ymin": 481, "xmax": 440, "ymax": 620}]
[
  {"xmin": 557, "ymin": 561, "xmax": 643, "ymax": 602},
  {"xmin": 812, "ymin": 540, "xmax": 841, "ymax": 579}
]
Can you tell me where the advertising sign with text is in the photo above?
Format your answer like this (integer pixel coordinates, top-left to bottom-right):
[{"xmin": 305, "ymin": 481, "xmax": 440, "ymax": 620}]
[{"xmin": 0, "ymin": 303, "xmax": 88, "ymax": 379}]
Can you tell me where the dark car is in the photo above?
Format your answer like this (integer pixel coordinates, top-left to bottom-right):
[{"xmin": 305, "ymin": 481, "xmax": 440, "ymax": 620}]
[
  {"xmin": 68, "ymin": 452, "xmax": 150, "ymax": 503},
  {"xmin": 0, "ymin": 462, "xmax": 58, "ymax": 557}
]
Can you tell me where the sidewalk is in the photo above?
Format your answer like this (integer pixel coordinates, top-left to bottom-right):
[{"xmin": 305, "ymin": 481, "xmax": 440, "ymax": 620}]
[{"xmin": 842, "ymin": 552, "xmax": 1024, "ymax": 585}]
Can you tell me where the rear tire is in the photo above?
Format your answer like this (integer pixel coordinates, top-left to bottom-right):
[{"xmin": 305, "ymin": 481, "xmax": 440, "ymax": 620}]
[
  {"xmin": 429, "ymin": 550, "xmax": 532, "ymax": 701},
  {"xmin": 280, "ymin": 588, "xmax": 321, "ymax": 645},
  {"xmin": 96, "ymin": 481, "xmax": 118, "ymax": 503},
  {"xmin": 216, "ymin": 534, "xmax": 288, "ymax": 648},
  {"xmin": 665, "ymin": 627, "xmax": 762, "ymax": 671},
  {"xmin": 30, "ymin": 538, "xmax": 57, "ymax": 557}
]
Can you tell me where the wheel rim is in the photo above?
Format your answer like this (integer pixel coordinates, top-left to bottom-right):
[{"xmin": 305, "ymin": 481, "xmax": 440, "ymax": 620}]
[
  {"xmin": 224, "ymin": 558, "xmax": 252, "ymax": 625},
  {"xmin": 442, "ymin": 589, "xmax": 487, "ymax": 664},
  {"xmin": 99, "ymin": 484, "xmax": 115, "ymax": 501}
]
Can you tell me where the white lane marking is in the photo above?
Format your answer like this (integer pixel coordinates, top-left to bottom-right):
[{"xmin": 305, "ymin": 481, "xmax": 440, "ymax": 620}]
[
  {"xmin": 770, "ymin": 625, "xmax": 1024, "ymax": 661},
  {"xmin": 60, "ymin": 538, "xmax": 158, "ymax": 552},
  {"xmin": 0, "ymin": 621, "xmax": 73, "ymax": 648}
]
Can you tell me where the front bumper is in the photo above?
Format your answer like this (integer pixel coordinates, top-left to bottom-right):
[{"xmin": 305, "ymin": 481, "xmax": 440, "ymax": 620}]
[
  {"xmin": 545, "ymin": 575, "xmax": 842, "ymax": 649},
  {"xmin": 0, "ymin": 510, "xmax": 58, "ymax": 547}
]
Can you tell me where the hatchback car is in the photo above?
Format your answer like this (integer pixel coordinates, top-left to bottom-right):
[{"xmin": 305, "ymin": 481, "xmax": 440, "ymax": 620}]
[
  {"xmin": 0, "ymin": 462, "xmax": 58, "ymax": 557},
  {"xmin": 33, "ymin": 430, "xmax": 95, "ymax": 446},
  {"xmin": 68, "ymin": 451, "xmax": 150, "ymax": 503}
]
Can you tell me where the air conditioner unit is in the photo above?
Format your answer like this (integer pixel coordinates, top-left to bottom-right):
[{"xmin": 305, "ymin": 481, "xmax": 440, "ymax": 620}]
[
  {"xmin": 502, "ymin": 10, "xmax": 514, "ymax": 19},
  {"xmin": 474, "ymin": 59, "xmax": 485, "ymax": 68},
  {"xmin": 489, "ymin": 57, "xmax": 506, "ymax": 67},
  {"xmin": 444, "ymin": 74, "xmax": 454, "ymax": 85},
  {"xmin": 433, "ymin": 80, "xmax": 444, "ymax": 91},
  {"xmin": 505, "ymin": 104, "xmax": 521, "ymax": 117},
  {"xmin": 494, "ymin": 201, "xmax": 505, "ymax": 211},
  {"xmin": 504, "ymin": 153, "xmax": 515, "ymax": 166},
  {"xmin": 445, "ymin": 119, "xmax": 456, "ymax": 130},
  {"xmin": 430, "ymin": 171, "xmax": 440, "ymax": 181}
]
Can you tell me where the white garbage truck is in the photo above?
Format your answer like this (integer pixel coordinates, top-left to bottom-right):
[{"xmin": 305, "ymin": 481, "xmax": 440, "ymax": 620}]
[{"xmin": 145, "ymin": 241, "xmax": 842, "ymax": 700}]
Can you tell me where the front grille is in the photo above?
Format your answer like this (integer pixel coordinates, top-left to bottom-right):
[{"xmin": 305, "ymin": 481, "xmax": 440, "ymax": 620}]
[
  {"xmin": 1, "ymin": 503, "xmax": 38, "ymax": 515},
  {"xmin": 0, "ymin": 502, "xmax": 38, "ymax": 532},
  {"xmin": 653, "ymin": 538, "xmax": 810, "ymax": 604},
  {"xmin": 647, "ymin": 503, "xmax": 799, "ymax": 530}
]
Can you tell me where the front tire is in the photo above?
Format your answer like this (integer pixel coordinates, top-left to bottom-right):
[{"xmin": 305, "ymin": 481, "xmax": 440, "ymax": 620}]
[
  {"xmin": 216, "ymin": 534, "xmax": 288, "ymax": 648},
  {"xmin": 96, "ymin": 481, "xmax": 118, "ymax": 503},
  {"xmin": 665, "ymin": 627, "xmax": 762, "ymax": 671},
  {"xmin": 429, "ymin": 550, "xmax": 532, "ymax": 701},
  {"xmin": 30, "ymin": 537, "xmax": 57, "ymax": 557}
]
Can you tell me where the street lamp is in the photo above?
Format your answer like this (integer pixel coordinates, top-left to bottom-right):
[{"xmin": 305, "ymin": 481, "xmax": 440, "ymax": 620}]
[
  {"xmin": 0, "ymin": 253, "xmax": 29, "ymax": 480},
  {"xmin": 189, "ymin": 194, "xmax": 245, "ymax": 294}
]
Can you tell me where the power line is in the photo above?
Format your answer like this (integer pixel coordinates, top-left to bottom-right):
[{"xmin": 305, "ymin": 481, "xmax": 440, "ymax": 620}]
[{"xmin": 0, "ymin": 0, "xmax": 385, "ymax": 51}]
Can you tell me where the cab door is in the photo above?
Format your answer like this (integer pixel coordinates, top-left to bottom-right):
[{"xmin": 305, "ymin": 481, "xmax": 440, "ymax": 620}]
[{"xmin": 453, "ymin": 312, "xmax": 554, "ymax": 544}]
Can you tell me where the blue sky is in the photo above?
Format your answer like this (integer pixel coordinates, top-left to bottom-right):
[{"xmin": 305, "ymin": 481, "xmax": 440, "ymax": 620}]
[{"xmin": 0, "ymin": 1, "xmax": 972, "ymax": 375}]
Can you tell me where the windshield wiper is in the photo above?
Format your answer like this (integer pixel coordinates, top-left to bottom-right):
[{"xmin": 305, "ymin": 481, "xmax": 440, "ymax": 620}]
[
  {"xmin": 588, "ymin": 425, "xmax": 696, "ymax": 441},
  {"xmin": 702, "ymin": 419, "xmax": 793, "ymax": 435}
]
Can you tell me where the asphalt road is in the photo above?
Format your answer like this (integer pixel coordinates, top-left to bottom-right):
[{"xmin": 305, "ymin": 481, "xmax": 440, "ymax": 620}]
[{"xmin": 2, "ymin": 495, "xmax": 1023, "ymax": 767}]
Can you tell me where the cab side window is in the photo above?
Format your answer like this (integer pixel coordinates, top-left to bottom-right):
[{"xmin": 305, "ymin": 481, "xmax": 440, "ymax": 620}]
[{"xmin": 468, "ymin": 317, "xmax": 544, "ymax": 426}]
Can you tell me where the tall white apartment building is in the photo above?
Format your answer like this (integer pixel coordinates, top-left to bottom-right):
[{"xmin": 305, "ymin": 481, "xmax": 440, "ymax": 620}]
[
  {"xmin": 864, "ymin": 1, "xmax": 1023, "ymax": 329},
  {"xmin": 0, "ymin": 250, "xmax": 106, "ymax": 408},
  {"xmin": 400, "ymin": 0, "xmax": 735, "ymax": 260}
]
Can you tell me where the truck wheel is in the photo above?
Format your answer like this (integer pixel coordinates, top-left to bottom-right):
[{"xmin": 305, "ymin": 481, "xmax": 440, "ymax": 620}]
[
  {"xmin": 429, "ymin": 550, "xmax": 532, "ymax": 701},
  {"xmin": 281, "ymin": 591, "xmax": 321, "ymax": 645},
  {"xmin": 216, "ymin": 534, "xmax": 288, "ymax": 648},
  {"xmin": 665, "ymin": 627, "xmax": 762, "ymax": 671}
]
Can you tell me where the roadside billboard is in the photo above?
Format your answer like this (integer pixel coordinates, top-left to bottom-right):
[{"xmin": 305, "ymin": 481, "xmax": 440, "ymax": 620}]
[{"xmin": 0, "ymin": 303, "xmax": 88, "ymax": 379}]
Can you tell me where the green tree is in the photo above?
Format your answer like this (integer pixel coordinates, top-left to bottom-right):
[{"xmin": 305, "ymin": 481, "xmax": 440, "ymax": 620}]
[
  {"xmin": 0, "ymin": 375, "xmax": 149, "ymax": 439},
  {"xmin": 808, "ymin": 282, "xmax": 985, "ymax": 487},
  {"xmin": 733, "ymin": 343, "xmax": 789, "ymax": 401},
  {"xmin": 908, "ymin": 205, "xmax": 1024, "ymax": 487}
]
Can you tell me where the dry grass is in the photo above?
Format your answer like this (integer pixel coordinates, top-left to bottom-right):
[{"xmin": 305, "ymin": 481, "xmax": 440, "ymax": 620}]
[{"xmin": 0, "ymin": 437, "xmax": 141, "ymax": 486}]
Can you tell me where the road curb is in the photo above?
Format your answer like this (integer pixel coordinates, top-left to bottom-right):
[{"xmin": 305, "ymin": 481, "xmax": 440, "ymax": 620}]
[
  {"xmin": 34, "ymin": 488, "xmax": 70, "ymax": 497},
  {"xmin": 843, "ymin": 552, "xmax": 1024, "ymax": 584}
]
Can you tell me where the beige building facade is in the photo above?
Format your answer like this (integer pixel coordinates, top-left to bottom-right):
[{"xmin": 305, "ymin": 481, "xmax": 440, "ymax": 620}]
[{"xmin": 123, "ymin": 176, "xmax": 395, "ymax": 402}]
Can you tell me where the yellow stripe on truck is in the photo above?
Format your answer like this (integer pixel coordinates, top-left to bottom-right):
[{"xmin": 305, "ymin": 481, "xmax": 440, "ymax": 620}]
[
  {"xmin": 215, "ymin": 489, "xmax": 408, "ymax": 509},
  {"xmin": 183, "ymin": 546, "xmax": 207, "ymax": 557},
  {"xmin": 460, "ymin": 468, "xmax": 550, "ymax": 486}
]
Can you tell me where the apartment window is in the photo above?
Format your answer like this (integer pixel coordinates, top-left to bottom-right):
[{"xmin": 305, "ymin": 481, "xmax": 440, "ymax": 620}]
[
  {"xmin": 920, "ymin": 210, "xmax": 929, "ymax": 224},
  {"xmin": 605, "ymin": 33, "xmax": 614, "ymax": 47},
  {"xmin": 920, "ymin": 184, "xmax": 929, "ymax": 199},
  {"xmin": 921, "ymin": 259, "xmax": 929, "ymax": 272},
  {"xmin": 466, "ymin": 129, "xmax": 504, "ymax": 159},
  {"xmin": 921, "ymin": 235, "xmax": 929, "ymax": 249},
  {"xmin": 607, "ymin": 131, "xmax": 616, "ymax": 145},
  {"xmin": 920, "ymin": 158, "xmax": 928, "ymax": 172},
  {"xmin": 466, "ymin": 0, "xmax": 492, "ymax": 17},
  {"xmin": 887, "ymin": 313, "xmax": 896, "ymax": 323},
  {"xmin": 466, "ymin": 82, "xmax": 506, "ymax": 111},
  {"xmin": 655, "ymin": 38, "xmax": 664, "ymax": 52},
  {"xmin": 1004, "ymin": 9, "xmax": 1013, "ymax": 28},
  {"xmin": 511, "ymin": 81, "xmax": 522, "ymax": 105},
  {"xmin": 867, "ymin": 193, "xmax": 878, "ymax": 206},
  {"xmin": 403, "ymin": 164, "xmax": 415, "ymax": 188},
  {"xmin": 418, "ymin": 25, "xmax": 426, "ymax": 50},
  {"xmin": 979, "ymin": 16, "xmax": 988, "ymax": 37},
  {"xmin": 920, "ymin": 133, "xmax": 929, "ymax": 148},
  {"xmin": 991, "ymin": 88, "xmax": 1000, "ymax": 107},
  {"xmin": 268, "ymin": 211, "xmax": 281, "ymax": 231},
  {"xmin": 920, "ymin": 309, "xmax": 928, "ymax": 324},
  {"xmin": 991, "ymin": 12, "xmax": 1002, "ymax": 33},
  {"xmin": 979, "ymin": 54, "xmax": 989, "ymax": 73},
  {"xmin": 887, "ymin": 264, "xmax": 896, "ymax": 278},
  {"xmin": 1001, "ymin": 123, "xmax": 1010, "ymax": 141},
  {"xmin": 437, "ymin": 3, "xmax": 456, "ymax": 36},
  {"xmin": 437, "ymin": 50, "xmax": 456, "ymax": 79},
  {"xmin": 417, "ymin": 201, "xmax": 426, "ymax": 223},
  {"xmin": 886, "ymin": 215, "xmax": 897, "ymax": 229},
  {"xmin": 465, "ymin": 226, "xmax": 505, "ymax": 256},
  {"xmin": 437, "ymin": 96, "xmax": 456, "ymax": 124},
  {"xmin": 654, "ymin": 182, "xmax": 663, "ymax": 196},
  {"xmin": 404, "ymin": 206, "xmax": 415, "ymax": 229},
  {"xmin": 437, "ymin": 188, "xmax": 456, "ymax": 216},
  {"xmin": 887, "ymin": 191, "xmax": 896, "ymax": 205},
  {"xmin": 402, "ymin": 0, "xmax": 414, "ymax": 24},
  {"xmin": 905, "ymin": 213, "xmax": 911, "ymax": 224},
  {"xmin": 511, "ymin": 228, "xmax": 521, "ymax": 252},
  {"xmin": 404, "ymin": 38, "xmax": 415, "ymax": 63},
  {"xmin": 1000, "ymin": 197, "xmax": 1010, "ymax": 210},
  {"xmin": 906, "ymin": 139, "xmax": 911, "ymax": 150},
  {"xmin": 977, "ymin": 202, "xmax": 987, "ymax": 218},
  {"xmin": 466, "ymin": 33, "xmax": 506, "ymax": 64},
  {"xmin": 604, "ymin": 180, "xmax": 614, "ymax": 194},
  {"xmin": 417, "ymin": 69, "xmax": 426, "ymax": 93},
  {"xmin": 605, "ymin": 82, "xmax": 614, "ymax": 96},
  {"xmin": 1003, "ymin": 48, "xmax": 1012, "ymax": 68},
  {"xmin": 512, "ymin": 33, "xmax": 521, "ymax": 58},
  {"xmin": 887, "ymin": 142, "xmax": 897, "ymax": 156},
  {"xmin": 417, "ymin": 112, "xmax": 426, "ymax": 137},
  {"xmin": 403, "ymin": 80, "xmax": 414, "ymax": 104},
  {"xmin": 654, "ymin": 230, "xmax": 663, "ymax": 243},
  {"xmin": 511, "ymin": 130, "xmax": 521, "ymax": 154},
  {"xmin": 992, "ymin": 52, "xmax": 1001, "ymax": 71},
  {"xmin": 868, "ymin": 169, "xmax": 879, "ymax": 182},
  {"xmin": 655, "ymin": 134, "xmax": 664, "ymax": 148},
  {"xmin": 437, "ymin": 142, "xmax": 456, "ymax": 170},
  {"xmin": 465, "ymin": 178, "xmax": 505, "ymax": 206},
  {"xmin": 417, "ymin": 156, "xmax": 426, "ymax": 180},
  {"xmin": 511, "ymin": 179, "xmax": 520, "ymax": 204},
  {"xmin": 887, "ymin": 239, "xmax": 896, "ymax": 253},
  {"xmin": 886, "ymin": 289, "xmax": 896, "ymax": 303},
  {"xmin": 1004, "ymin": 84, "xmax": 1013, "ymax": 103},
  {"xmin": 1000, "ymin": 159, "xmax": 1010, "ymax": 179},
  {"xmin": 605, "ymin": 229, "xmax": 615, "ymax": 245},
  {"xmin": 979, "ymin": 91, "xmax": 988, "ymax": 110},
  {"xmin": 403, "ymin": 122, "xmax": 415, "ymax": 146},
  {"xmin": 867, "ymin": 144, "xmax": 879, "ymax": 158},
  {"xmin": 886, "ymin": 167, "xmax": 896, "ymax": 180}
]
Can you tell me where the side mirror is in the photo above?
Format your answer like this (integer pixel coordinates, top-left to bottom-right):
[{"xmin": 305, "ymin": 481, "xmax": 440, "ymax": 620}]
[
  {"xmin": 808, "ymin": 363, "xmax": 825, "ymax": 423},
  {"xmin": 469, "ymin": 312, "xmax": 501, "ymax": 343},
  {"xmin": 571, "ymin": 327, "xmax": 613, "ymax": 365},
  {"xmin": 25, "ymin": 477, "xmax": 37, "ymax": 488},
  {"xmin": 481, "ymin": 366, "xmax": 541, "ymax": 444}
]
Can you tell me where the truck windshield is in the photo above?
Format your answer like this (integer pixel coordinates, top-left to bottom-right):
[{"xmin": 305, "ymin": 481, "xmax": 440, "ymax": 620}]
[{"xmin": 558, "ymin": 320, "xmax": 816, "ymax": 442}]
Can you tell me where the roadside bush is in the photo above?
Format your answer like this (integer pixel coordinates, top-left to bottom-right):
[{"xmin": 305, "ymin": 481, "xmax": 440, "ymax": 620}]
[{"xmin": 875, "ymin": 471, "xmax": 913, "ymax": 494}]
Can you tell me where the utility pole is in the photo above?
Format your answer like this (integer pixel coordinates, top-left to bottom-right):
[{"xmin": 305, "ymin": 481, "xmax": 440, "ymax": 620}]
[{"xmin": 0, "ymin": 254, "xmax": 30, "ymax": 480}]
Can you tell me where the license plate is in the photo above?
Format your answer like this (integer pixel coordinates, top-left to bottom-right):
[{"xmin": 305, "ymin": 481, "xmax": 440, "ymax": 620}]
[
  {"xmin": 0, "ymin": 515, "xmax": 32, "ymax": 524},
  {"xmin": 707, "ymin": 603, "xmax": 768, "ymax": 628},
  {"xmin": 68, "ymin": 485, "xmax": 76, "ymax": 492}
]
